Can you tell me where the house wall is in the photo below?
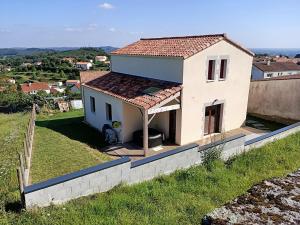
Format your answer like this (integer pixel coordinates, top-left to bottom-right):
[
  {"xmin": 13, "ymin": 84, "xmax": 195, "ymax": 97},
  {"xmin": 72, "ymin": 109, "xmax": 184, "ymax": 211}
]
[
  {"xmin": 262, "ymin": 70, "xmax": 300, "ymax": 79},
  {"xmin": 247, "ymin": 79, "xmax": 300, "ymax": 122},
  {"xmin": 83, "ymin": 86, "xmax": 124, "ymax": 141},
  {"xmin": 111, "ymin": 55, "xmax": 183, "ymax": 83},
  {"xmin": 122, "ymin": 102, "xmax": 170, "ymax": 143},
  {"xmin": 251, "ymin": 65, "xmax": 300, "ymax": 80},
  {"xmin": 179, "ymin": 40, "xmax": 253, "ymax": 145},
  {"xmin": 251, "ymin": 66, "xmax": 264, "ymax": 80}
]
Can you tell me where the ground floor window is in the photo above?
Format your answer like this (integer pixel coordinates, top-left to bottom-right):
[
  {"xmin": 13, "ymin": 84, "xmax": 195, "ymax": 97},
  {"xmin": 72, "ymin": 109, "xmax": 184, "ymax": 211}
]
[
  {"xmin": 90, "ymin": 96, "xmax": 95, "ymax": 112},
  {"xmin": 106, "ymin": 103, "xmax": 112, "ymax": 121}
]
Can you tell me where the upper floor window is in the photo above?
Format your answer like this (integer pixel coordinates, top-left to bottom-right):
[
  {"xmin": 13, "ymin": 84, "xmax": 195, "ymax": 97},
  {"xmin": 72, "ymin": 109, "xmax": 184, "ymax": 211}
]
[
  {"xmin": 207, "ymin": 60, "xmax": 216, "ymax": 81},
  {"xmin": 106, "ymin": 103, "xmax": 112, "ymax": 121},
  {"xmin": 219, "ymin": 59, "xmax": 228, "ymax": 79},
  {"xmin": 90, "ymin": 96, "xmax": 95, "ymax": 112}
]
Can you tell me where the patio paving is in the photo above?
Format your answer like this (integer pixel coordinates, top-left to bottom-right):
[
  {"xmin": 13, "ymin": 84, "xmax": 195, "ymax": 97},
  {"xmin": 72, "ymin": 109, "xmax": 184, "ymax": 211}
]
[{"xmin": 101, "ymin": 126, "xmax": 267, "ymax": 161}]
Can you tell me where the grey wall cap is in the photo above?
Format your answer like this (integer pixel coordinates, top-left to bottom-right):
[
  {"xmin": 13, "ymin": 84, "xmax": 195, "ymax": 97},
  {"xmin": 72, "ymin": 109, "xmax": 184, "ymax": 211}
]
[
  {"xmin": 24, "ymin": 157, "xmax": 130, "ymax": 194},
  {"xmin": 131, "ymin": 143, "xmax": 199, "ymax": 168},
  {"xmin": 198, "ymin": 133, "xmax": 245, "ymax": 152},
  {"xmin": 245, "ymin": 122, "xmax": 300, "ymax": 146}
]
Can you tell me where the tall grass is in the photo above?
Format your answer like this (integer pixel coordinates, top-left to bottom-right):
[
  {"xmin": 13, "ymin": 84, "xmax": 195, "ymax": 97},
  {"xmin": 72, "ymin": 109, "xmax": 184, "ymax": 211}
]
[{"xmin": 3, "ymin": 131, "xmax": 300, "ymax": 225}]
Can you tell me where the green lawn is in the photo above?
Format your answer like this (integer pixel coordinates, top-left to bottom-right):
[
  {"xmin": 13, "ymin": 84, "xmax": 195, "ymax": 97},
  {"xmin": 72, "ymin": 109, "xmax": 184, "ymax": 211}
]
[
  {"xmin": 1, "ymin": 111, "xmax": 300, "ymax": 224},
  {"xmin": 0, "ymin": 112, "xmax": 29, "ymax": 220},
  {"xmin": 30, "ymin": 109, "xmax": 111, "ymax": 183}
]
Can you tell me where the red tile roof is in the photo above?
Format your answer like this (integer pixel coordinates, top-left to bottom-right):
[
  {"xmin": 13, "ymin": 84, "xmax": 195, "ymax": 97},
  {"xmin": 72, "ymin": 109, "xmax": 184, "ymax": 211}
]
[
  {"xmin": 83, "ymin": 72, "xmax": 182, "ymax": 109},
  {"xmin": 254, "ymin": 62, "xmax": 300, "ymax": 72},
  {"xmin": 111, "ymin": 33, "xmax": 254, "ymax": 59},
  {"xmin": 80, "ymin": 71, "xmax": 110, "ymax": 83},
  {"xmin": 253, "ymin": 74, "xmax": 300, "ymax": 81},
  {"xmin": 21, "ymin": 82, "xmax": 50, "ymax": 93}
]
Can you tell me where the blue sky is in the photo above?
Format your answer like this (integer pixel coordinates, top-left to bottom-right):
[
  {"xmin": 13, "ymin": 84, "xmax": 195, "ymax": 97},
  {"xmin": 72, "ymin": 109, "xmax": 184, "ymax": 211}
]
[{"xmin": 1, "ymin": 0, "xmax": 300, "ymax": 48}]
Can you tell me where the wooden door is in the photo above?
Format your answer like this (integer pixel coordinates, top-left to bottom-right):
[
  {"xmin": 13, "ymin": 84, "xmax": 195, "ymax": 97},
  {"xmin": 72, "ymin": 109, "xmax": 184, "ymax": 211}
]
[{"xmin": 204, "ymin": 105, "xmax": 221, "ymax": 135}]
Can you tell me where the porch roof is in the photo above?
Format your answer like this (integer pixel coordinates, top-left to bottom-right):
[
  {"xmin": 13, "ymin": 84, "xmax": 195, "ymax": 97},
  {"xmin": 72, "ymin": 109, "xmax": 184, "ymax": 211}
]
[{"xmin": 83, "ymin": 72, "xmax": 182, "ymax": 109}]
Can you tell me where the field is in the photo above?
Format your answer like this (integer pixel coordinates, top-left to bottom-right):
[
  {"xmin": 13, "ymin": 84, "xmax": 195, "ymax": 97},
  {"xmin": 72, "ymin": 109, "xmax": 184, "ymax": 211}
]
[
  {"xmin": 31, "ymin": 109, "xmax": 111, "ymax": 183},
  {"xmin": 0, "ymin": 111, "xmax": 300, "ymax": 224}
]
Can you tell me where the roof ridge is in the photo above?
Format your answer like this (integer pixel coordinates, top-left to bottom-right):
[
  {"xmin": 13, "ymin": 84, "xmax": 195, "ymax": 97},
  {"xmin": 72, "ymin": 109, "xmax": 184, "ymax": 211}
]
[{"xmin": 140, "ymin": 33, "xmax": 226, "ymax": 41}]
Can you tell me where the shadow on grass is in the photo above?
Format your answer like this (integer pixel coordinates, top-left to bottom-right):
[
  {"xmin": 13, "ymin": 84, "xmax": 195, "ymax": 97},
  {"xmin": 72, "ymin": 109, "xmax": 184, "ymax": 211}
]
[
  {"xmin": 36, "ymin": 116, "xmax": 107, "ymax": 150},
  {"xmin": 5, "ymin": 201, "xmax": 23, "ymax": 213}
]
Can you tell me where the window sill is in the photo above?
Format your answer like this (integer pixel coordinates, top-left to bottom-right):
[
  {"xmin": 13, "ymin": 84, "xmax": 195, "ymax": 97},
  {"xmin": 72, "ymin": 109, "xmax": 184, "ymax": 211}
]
[
  {"xmin": 206, "ymin": 80, "xmax": 215, "ymax": 83},
  {"xmin": 218, "ymin": 78, "xmax": 226, "ymax": 81}
]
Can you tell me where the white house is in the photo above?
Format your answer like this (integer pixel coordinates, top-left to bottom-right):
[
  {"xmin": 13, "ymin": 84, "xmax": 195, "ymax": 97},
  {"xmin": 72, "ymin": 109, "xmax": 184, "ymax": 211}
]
[
  {"xmin": 21, "ymin": 82, "xmax": 50, "ymax": 94},
  {"xmin": 81, "ymin": 34, "xmax": 254, "ymax": 153},
  {"xmin": 252, "ymin": 61, "xmax": 300, "ymax": 80},
  {"xmin": 95, "ymin": 56, "xmax": 108, "ymax": 62},
  {"xmin": 76, "ymin": 62, "xmax": 92, "ymax": 70}
]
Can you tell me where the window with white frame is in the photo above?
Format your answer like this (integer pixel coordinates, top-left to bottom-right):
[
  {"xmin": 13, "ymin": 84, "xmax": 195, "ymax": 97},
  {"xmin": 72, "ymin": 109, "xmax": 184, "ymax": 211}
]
[
  {"xmin": 219, "ymin": 59, "xmax": 228, "ymax": 79},
  {"xmin": 207, "ymin": 60, "xmax": 216, "ymax": 80}
]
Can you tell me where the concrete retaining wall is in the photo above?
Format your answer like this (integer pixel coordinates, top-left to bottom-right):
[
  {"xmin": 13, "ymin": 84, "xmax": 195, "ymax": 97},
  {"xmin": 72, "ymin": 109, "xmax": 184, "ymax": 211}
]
[
  {"xmin": 23, "ymin": 123, "xmax": 300, "ymax": 209},
  {"xmin": 245, "ymin": 122, "xmax": 300, "ymax": 150}
]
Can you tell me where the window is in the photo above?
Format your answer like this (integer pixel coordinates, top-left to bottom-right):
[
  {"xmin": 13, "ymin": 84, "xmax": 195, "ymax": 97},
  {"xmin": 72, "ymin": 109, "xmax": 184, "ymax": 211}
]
[
  {"xmin": 90, "ymin": 96, "xmax": 95, "ymax": 112},
  {"xmin": 106, "ymin": 103, "xmax": 112, "ymax": 121},
  {"xmin": 219, "ymin": 59, "xmax": 227, "ymax": 79},
  {"xmin": 266, "ymin": 73, "xmax": 273, "ymax": 78},
  {"xmin": 207, "ymin": 60, "xmax": 216, "ymax": 80}
]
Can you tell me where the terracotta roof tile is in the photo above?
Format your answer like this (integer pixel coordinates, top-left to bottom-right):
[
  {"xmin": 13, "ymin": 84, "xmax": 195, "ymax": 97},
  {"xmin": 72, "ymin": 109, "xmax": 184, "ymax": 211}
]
[
  {"xmin": 80, "ymin": 71, "xmax": 110, "ymax": 83},
  {"xmin": 111, "ymin": 34, "xmax": 254, "ymax": 58},
  {"xmin": 21, "ymin": 82, "xmax": 50, "ymax": 93},
  {"xmin": 83, "ymin": 72, "xmax": 182, "ymax": 109},
  {"xmin": 254, "ymin": 62, "xmax": 300, "ymax": 72}
]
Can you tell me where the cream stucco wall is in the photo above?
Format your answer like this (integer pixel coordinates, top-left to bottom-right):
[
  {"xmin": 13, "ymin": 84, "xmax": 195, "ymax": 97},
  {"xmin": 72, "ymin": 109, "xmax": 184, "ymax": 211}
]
[
  {"xmin": 179, "ymin": 40, "xmax": 253, "ymax": 145},
  {"xmin": 83, "ymin": 86, "xmax": 124, "ymax": 142},
  {"xmin": 111, "ymin": 55, "xmax": 183, "ymax": 83},
  {"xmin": 248, "ymin": 79, "xmax": 300, "ymax": 122},
  {"xmin": 122, "ymin": 102, "xmax": 170, "ymax": 143}
]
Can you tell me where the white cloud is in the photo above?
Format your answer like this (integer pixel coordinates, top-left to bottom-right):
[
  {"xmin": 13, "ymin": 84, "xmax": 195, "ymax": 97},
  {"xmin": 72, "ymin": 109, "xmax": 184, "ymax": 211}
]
[
  {"xmin": 109, "ymin": 27, "xmax": 116, "ymax": 32},
  {"xmin": 64, "ymin": 27, "xmax": 83, "ymax": 32},
  {"xmin": 0, "ymin": 28, "xmax": 11, "ymax": 33},
  {"xmin": 99, "ymin": 3, "xmax": 114, "ymax": 9},
  {"xmin": 87, "ymin": 23, "xmax": 98, "ymax": 31}
]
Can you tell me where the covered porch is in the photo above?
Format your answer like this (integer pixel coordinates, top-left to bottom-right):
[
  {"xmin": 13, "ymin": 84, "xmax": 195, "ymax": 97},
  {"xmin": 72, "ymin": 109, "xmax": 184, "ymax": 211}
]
[{"xmin": 102, "ymin": 126, "xmax": 267, "ymax": 161}]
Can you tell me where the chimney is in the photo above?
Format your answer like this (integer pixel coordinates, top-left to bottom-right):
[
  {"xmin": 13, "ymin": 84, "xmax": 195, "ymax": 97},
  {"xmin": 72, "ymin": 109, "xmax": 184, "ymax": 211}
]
[
  {"xmin": 267, "ymin": 60, "xmax": 271, "ymax": 66},
  {"xmin": 28, "ymin": 82, "xmax": 31, "ymax": 86}
]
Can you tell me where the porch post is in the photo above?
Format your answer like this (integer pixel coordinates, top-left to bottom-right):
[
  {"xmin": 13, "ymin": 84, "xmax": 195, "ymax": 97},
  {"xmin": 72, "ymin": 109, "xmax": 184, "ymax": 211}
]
[{"xmin": 143, "ymin": 109, "xmax": 148, "ymax": 156}]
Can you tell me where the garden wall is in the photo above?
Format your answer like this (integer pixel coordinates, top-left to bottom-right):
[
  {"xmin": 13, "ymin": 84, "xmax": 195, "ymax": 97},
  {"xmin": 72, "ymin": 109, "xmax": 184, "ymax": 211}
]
[{"xmin": 23, "ymin": 122, "xmax": 300, "ymax": 209}]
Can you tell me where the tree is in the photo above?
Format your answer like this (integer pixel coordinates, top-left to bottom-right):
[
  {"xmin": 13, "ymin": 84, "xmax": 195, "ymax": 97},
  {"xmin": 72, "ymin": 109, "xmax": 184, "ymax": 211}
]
[{"xmin": 59, "ymin": 70, "xmax": 66, "ymax": 78}]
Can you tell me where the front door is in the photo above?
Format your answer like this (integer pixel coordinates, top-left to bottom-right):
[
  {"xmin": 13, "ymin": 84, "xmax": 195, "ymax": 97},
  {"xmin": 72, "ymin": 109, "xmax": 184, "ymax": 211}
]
[
  {"xmin": 169, "ymin": 110, "xmax": 176, "ymax": 143},
  {"xmin": 204, "ymin": 104, "xmax": 221, "ymax": 135}
]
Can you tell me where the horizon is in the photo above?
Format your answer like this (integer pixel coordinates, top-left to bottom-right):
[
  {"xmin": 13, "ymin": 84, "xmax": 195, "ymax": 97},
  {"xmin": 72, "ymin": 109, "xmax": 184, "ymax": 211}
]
[{"xmin": 1, "ymin": 0, "xmax": 300, "ymax": 49}]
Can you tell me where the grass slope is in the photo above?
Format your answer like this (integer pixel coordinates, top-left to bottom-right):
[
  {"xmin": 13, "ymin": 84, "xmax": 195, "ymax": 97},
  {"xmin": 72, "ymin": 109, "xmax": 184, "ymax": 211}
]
[
  {"xmin": 30, "ymin": 110, "xmax": 111, "ymax": 183},
  {"xmin": 0, "ymin": 112, "xmax": 29, "ymax": 222},
  {"xmin": 3, "ymin": 132, "xmax": 299, "ymax": 224}
]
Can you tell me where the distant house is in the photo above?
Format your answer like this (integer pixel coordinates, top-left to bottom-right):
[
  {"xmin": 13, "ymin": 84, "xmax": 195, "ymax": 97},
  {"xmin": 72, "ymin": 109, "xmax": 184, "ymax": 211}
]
[
  {"xmin": 252, "ymin": 61, "xmax": 300, "ymax": 80},
  {"xmin": 21, "ymin": 82, "xmax": 50, "ymax": 94},
  {"xmin": 75, "ymin": 62, "xmax": 92, "ymax": 71},
  {"xmin": 272, "ymin": 56, "xmax": 300, "ymax": 64},
  {"xmin": 81, "ymin": 33, "xmax": 254, "ymax": 151},
  {"xmin": 70, "ymin": 83, "xmax": 81, "ymax": 94},
  {"xmin": 50, "ymin": 86, "xmax": 65, "ymax": 94},
  {"xmin": 7, "ymin": 79, "xmax": 15, "ymax": 84},
  {"xmin": 66, "ymin": 80, "xmax": 80, "ymax": 87},
  {"xmin": 63, "ymin": 57, "xmax": 75, "ymax": 64},
  {"xmin": 248, "ymin": 74, "xmax": 300, "ymax": 124},
  {"xmin": 95, "ymin": 56, "xmax": 108, "ymax": 62}
]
